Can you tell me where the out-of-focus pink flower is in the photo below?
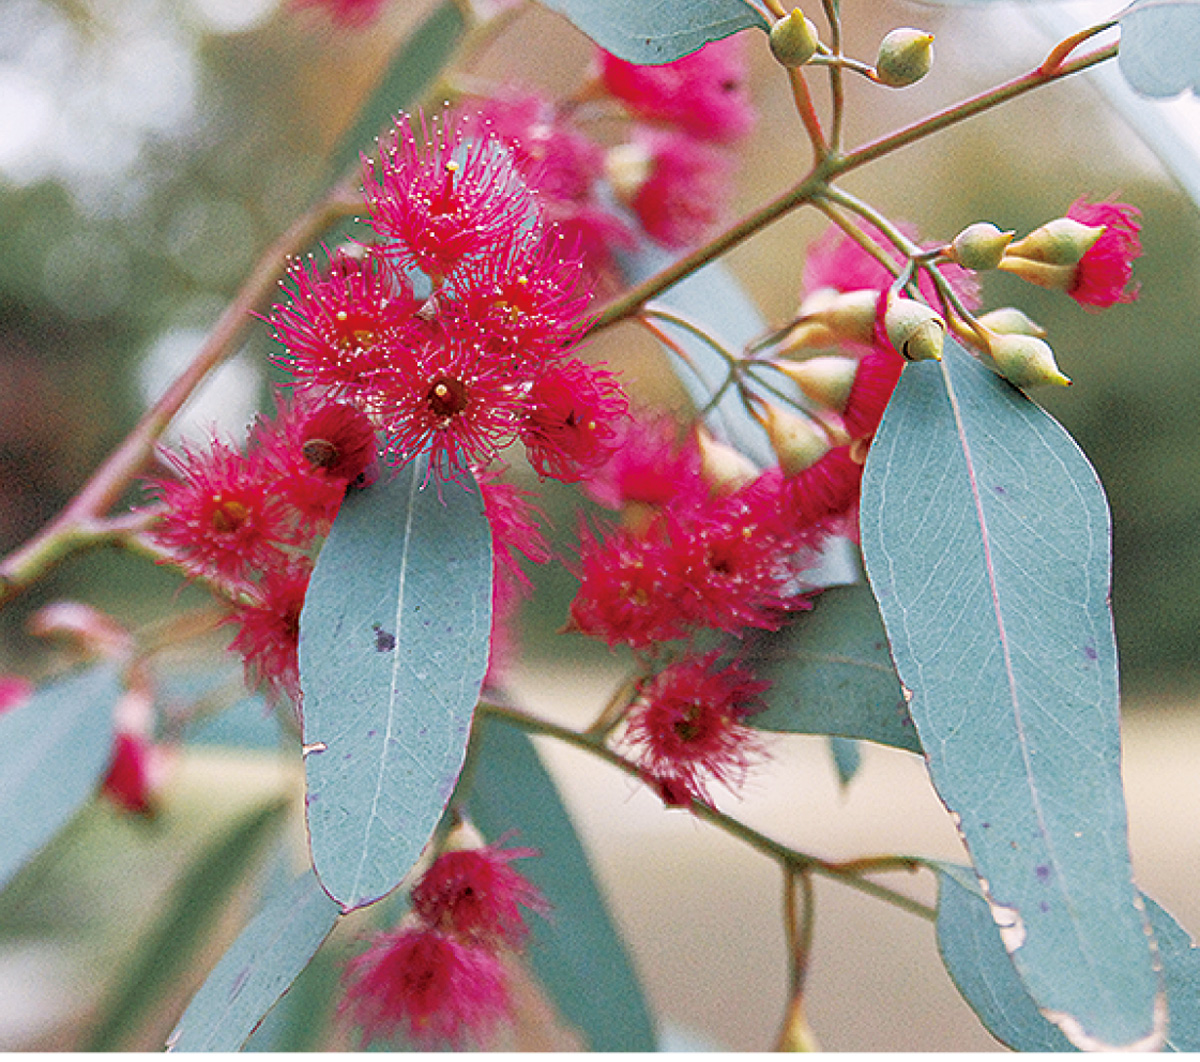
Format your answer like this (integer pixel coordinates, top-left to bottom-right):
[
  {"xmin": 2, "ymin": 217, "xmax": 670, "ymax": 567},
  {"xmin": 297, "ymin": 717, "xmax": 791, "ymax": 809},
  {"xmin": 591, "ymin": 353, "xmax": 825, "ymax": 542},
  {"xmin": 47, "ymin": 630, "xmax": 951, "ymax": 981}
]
[
  {"xmin": 627, "ymin": 129, "xmax": 735, "ymax": 249},
  {"xmin": 225, "ymin": 559, "xmax": 312, "ymax": 704},
  {"xmin": 583, "ymin": 414, "xmax": 704, "ymax": 511},
  {"xmin": 1065, "ymin": 197, "xmax": 1142, "ymax": 309},
  {"xmin": 411, "ymin": 842, "xmax": 546, "ymax": 948},
  {"xmin": 101, "ymin": 732, "xmax": 156, "ymax": 814},
  {"xmin": 801, "ymin": 221, "xmax": 980, "ymax": 314},
  {"xmin": 599, "ymin": 37, "xmax": 756, "ymax": 144},
  {"xmin": 520, "ymin": 357, "xmax": 629, "ymax": 482},
  {"xmin": 624, "ymin": 651, "xmax": 768, "ymax": 807},
  {"xmin": 0, "ymin": 675, "xmax": 32, "ymax": 715},
  {"xmin": 341, "ymin": 927, "xmax": 509, "ymax": 1049},
  {"xmin": 781, "ymin": 446, "xmax": 864, "ymax": 535},
  {"xmin": 292, "ymin": 0, "xmax": 388, "ymax": 26}
]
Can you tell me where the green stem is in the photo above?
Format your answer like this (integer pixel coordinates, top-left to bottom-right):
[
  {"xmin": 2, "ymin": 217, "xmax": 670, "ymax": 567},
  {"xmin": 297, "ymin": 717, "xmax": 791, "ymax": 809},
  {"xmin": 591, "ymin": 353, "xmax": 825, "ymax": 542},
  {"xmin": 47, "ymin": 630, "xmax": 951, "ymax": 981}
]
[
  {"xmin": 821, "ymin": 0, "xmax": 846, "ymax": 149},
  {"xmin": 478, "ymin": 700, "xmax": 937, "ymax": 921}
]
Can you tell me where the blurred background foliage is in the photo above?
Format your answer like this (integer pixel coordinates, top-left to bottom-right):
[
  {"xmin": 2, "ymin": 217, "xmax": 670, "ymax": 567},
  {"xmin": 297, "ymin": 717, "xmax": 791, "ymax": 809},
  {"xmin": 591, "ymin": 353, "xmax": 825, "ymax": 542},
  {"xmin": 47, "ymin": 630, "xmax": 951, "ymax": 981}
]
[{"xmin": 0, "ymin": 0, "xmax": 1198, "ymax": 1050}]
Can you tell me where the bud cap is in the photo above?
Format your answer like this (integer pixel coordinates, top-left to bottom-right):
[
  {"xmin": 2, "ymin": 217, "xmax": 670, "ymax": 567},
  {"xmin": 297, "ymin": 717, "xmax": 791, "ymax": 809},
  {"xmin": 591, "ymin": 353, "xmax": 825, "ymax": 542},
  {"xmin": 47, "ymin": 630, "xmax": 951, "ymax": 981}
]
[
  {"xmin": 884, "ymin": 296, "xmax": 945, "ymax": 361},
  {"xmin": 875, "ymin": 28, "xmax": 934, "ymax": 88},
  {"xmin": 763, "ymin": 404, "xmax": 831, "ymax": 476},
  {"xmin": 986, "ymin": 331, "xmax": 1071, "ymax": 388},
  {"xmin": 770, "ymin": 9, "xmax": 821, "ymax": 68},
  {"xmin": 773, "ymin": 354, "xmax": 858, "ymax": 412},
  {"xmin": 949, "ymin": 222, "xmax": 1015, "ymax": 272},
  {"xmin": 1006, "ymin": 217, "xmax": 1105, "ymax": 266}
]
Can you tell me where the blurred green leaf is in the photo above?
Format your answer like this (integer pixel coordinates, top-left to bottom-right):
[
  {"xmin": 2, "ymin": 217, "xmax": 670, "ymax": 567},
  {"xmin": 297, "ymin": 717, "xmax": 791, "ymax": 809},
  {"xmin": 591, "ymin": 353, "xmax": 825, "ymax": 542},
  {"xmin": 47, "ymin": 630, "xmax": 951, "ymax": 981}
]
[
  {"xmin": 299, "ymin": 458, "xmax": 493, "ymax": 911},
  {"xmin": 466, "ymin": 712, "xmax": 657, "ymax": 1051},
  {"xmin": 0, "ymin": 664, "xmax": 121, "ymax": 893},
  {"xmin": 745, "ymin": 584, "xmax": 918, "ymax": 753},
  {"xmin": 861, "ymin": 340, "xmax": 1161, "ymax": 1049},
  {"xmin": 1119, "ymin": 0, "xmax": 1200, "ymax": 98},
  {"xmin": 325, "ymin": 1, "xmax": 467, "ymax": 185},
  {"xmin": 536, "ymin": 0, "xmax": 767, "ymax": 63},
  {"xmin": 168, "ymin": 868, "xmax": 341, "ymax": 1052},
  {"xmin": 828, "ymin": 736, "xmax": 862, "ymax": 787},
  {"xmin": 86, "ymin": 799, "xmax": 289, "ymax": 1051}
]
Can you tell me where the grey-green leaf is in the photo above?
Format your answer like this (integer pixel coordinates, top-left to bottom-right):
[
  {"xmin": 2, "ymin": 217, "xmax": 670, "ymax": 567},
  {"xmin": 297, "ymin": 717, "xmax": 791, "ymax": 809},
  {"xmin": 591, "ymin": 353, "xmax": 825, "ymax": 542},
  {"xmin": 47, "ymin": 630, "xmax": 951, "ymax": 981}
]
[
  {"xmin": 87, "ymin": 800, "xmax": 288, "ymax": 1051},
  {"xmin": 745, "ymin": 584, "xmax": 919, "ymax": 753},
  {"xmin": 168, "ymin": 868, "xmax": 342, "ymax": 1052},
  {"xmin": 938, "ymin": 867, "xmax": 1200, "ymax": 1052},
  {"xmin": 0, "ymin": 664, "xmax": 121, "ymax": 893},
  {"xmin": 936, "ymin": 864, "xmax": 1074, "ymax": 1051},
  {"xmin": 466, "ymin": 712, "xmax": 657, "ymax": 1051},
  {"xmin": 1119, "ymin": 0, "xmax": 1200, "ymax": 98},
  {"xmin": 300, "ymin": 458, "xmax": 493, "ymax": 911},
  {"xmin": 325, "ymin": 0, "xmax": 466, "ymax": 184},
  {"xmin": 860, "ymin": 340, "xmax": 1162, "ymax": 1049},
  {"xmin": 536, "ymin": 0, "xmax": 767, "ymax": 64}
]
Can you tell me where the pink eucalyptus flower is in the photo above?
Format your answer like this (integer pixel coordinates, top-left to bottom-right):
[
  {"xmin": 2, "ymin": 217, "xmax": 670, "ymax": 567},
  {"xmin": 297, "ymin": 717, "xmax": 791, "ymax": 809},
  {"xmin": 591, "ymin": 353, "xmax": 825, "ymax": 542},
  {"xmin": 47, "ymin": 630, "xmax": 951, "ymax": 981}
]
[
  {"xmin": 599, "ymin": 36, "xmax": 756, "ymax": 144},
  {"xmin": 341, "ymin": 927, "xmax": 510, "ymax": 1049},
  {"xmin": 1066, "ymin": 197, "xmax": 1142, "ymax": 309},
  {"xmin": 628, "ymin": 128, "xmax": 735, "ymax": 249}
]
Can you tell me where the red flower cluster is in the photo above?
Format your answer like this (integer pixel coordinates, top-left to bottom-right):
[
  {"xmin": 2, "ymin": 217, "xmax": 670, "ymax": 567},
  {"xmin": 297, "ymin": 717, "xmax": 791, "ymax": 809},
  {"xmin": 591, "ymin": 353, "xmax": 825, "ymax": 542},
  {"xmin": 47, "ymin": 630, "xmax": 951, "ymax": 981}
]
[
  {"xmin": 341, "ymin": 839, "xmax": 544, "ymax": 1049},
  {"xmin": 145, "ymin": 397, "xmax": 376, "ymax": 703},
  {"xmin": 624, "ymin": 651, "xmax": 768, "ymax": 806},
  {"xmin": 569, "ymin": 419, "xmax": 857, "ymax": 651},
  {"xmin": 272, "ymin": 111, "xmax": 628, "ymax": 484}
]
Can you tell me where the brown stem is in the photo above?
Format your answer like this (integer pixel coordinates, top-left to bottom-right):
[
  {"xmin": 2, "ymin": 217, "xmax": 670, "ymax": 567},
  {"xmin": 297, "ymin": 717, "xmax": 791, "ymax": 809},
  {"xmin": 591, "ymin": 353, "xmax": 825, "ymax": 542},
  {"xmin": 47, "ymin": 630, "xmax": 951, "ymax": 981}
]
[{"xmin": 0, "ymin": 185, "xmax": 360, "ymax": 608}]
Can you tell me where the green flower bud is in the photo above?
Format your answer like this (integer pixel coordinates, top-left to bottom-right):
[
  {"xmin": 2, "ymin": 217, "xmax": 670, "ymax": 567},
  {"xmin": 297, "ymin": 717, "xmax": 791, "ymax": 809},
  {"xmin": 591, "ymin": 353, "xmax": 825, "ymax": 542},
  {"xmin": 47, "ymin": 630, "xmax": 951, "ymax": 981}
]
[
  {"xmin": 976, "ymin": 307, "xmax": 1047, "ymax": 338},
  {"xmin": 874, "ymin": 28, "xmax": 934, "ymax": 88},
  {"xmin": 1005, "ymin": 217, "xmax": 1105, "ymax": 266},
  {"xmin": 949, "ymin": 222, "xmax": 1015, "ymax": 272},
  {"xmin": 986, "ymin": 331, "xmax": 1071, "ymax": 389},
  {"xmin": 996, "ymin": 256, "xmax": 1076, "ymax": 292},
  {"xmin": 697, "ymin": 428, "xmax": 759, "ymax": 494},
  {"xmin": 763, "ymin": 405, "xmax": 831, "ymax": 476},
  {"xmin": 770, "ymin": 8, "xmax": 821, "ymax": 68},
  {"xmin": 884, "ymin": 296, "xmax": 945, "ymax": 361},
  {"xmin": 774, "ymin": 354, "xmax": 858, "ymax": 412},
  {"xmin": 778, "ymin": 289, "xmax": 878, "ymax": 357}
]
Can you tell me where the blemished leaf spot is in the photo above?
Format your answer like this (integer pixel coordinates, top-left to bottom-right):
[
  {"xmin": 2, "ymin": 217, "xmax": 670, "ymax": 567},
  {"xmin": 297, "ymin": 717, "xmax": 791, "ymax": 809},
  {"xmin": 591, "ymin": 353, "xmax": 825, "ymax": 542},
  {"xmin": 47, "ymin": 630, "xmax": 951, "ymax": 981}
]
[
  {"xmin": 861, "ymin": 340, "xmax": 1162, "ymax": 1049},
  {"xmin": 1119, "ymin": 0, "xmax": 1200, "ymax": 98},
  {"xmin": 300, "ymin": 455, "xmax": 492, "ymax": 911}
]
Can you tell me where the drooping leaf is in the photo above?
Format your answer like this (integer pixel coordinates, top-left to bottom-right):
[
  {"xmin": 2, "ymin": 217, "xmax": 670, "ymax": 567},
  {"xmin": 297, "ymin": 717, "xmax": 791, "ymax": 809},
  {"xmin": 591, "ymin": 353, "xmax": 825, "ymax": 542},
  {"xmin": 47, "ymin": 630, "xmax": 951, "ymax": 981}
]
[
  {"xmin": 1118, "ymin": 0, "xmax": 1200, "ymax": 98},
  {"xmin": 241, "ymin": 933, "xmax": 344, "ymax": 1052},
  {"xmin": 745, "ymin": 584, "xmax": 919, "ymax": 753},
  {"xmin": 937, "ymin": 866, "xmax": 1200, "ymax": 1052},
  {"xmin": 0, "ymin": 664, "xmax": 121, "ymax": 893},
  {"xmin": 300, "ymin": 458, "xmax": 493, "ymax": 911},
  {"xmin": 535, "ymin": 0, "xmax": 767, "ymax": 64},
  {"xmin": 828, "ymin": 736, "xmax": 862, "ymax": 787},
  {"xmin": 324, "ymin": 0, "xmax": 466, "ymax": 184},
  {"xmin": 860, "ymin": 340, "xmax": 1162, "ymax": 1049},
  {"xmin": 168, "ymin": 868, "xmax": 342, "ymax": 1052},
  {"xmin": 466, "ymin": 712, "xmax": 657, "ymax": 1051},
  {"xmin": 86, "ymin": 799, "xmax": 289, "ymax": 1051}
]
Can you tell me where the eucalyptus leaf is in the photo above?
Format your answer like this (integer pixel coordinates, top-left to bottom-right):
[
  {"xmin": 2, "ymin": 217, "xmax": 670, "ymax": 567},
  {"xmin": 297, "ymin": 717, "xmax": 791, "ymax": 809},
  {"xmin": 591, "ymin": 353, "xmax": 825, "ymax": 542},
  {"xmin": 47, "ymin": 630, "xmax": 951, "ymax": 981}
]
[
  {"xmin": 325, "ymin": 0, "xmax": 466, "ymax": 184},
  {"xmin": 745, "ymin": 583, "xmax": 919, "ymax": 753},
  {"xmin": 535, "ymin": 0, "xmax": 767, "ymax": 64},
  {"xmin": 300, "ymin": 457, "xmax": 493, "ymax": 911},
  {"xmin": 466, "ymin": 712, "xmax": 657, "ymax": 1051},
  {"xmin": 87, "ymin": 799, "xmax": 289, "ymax": 1051},
  {"xmin": 0, "ymin": 664, "xmax": 121, "ymax": 893},
  {"xmin": 860, "ymin": 340, "xmax": 1162, "ymax": 1049},
  {"xmin": 168, "ymin": 868, "xmax": 342, "ymax": 1052},
  {"xmin": 1119, "ymin": 0, "xmax": 1200, "ymax": 98},
  {"xmin": 828, "ymin": 736, "xmax": 862, "ymax": 787},
  {"xmin": 937, "ymin": 866, "xmax": 1200, "ymax": 1052}
]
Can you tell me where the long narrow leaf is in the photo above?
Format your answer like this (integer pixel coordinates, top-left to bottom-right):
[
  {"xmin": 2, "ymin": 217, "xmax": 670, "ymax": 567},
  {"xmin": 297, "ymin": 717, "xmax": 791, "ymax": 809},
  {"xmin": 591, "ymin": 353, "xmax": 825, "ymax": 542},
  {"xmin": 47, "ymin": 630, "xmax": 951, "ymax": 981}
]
[
  {"xmin": 0, "ymin": 665, "xmax": 121, "ymax": 892},
  {"xmin": 168, "ymin": 868, "xmax": 341, "ymax": 1052},
  {"xmin": 300, "ymin": 458, "xmax": 493, "ymax": 911},
  {"xmin": 861, "ymin": 340, "xmax": 1162, "ymax": 1049}
]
